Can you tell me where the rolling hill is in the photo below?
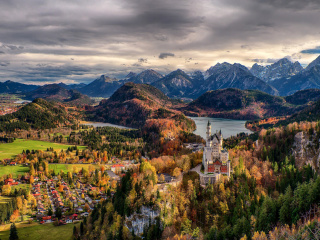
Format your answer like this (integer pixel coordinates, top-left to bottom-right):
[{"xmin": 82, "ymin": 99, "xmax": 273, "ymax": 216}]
[
  {"xmin": 0, "ymin": 98, "xmax": 76, "ymax": 132},
  {"xmin": 89, "ymin": 82, "xmax": 195, "ymax": 135}
]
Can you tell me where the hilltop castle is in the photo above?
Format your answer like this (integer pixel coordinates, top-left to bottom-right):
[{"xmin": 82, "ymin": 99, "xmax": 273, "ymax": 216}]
[{"xmin": 201, "ymin": 121, "xmax": 231, "ymax": 184}]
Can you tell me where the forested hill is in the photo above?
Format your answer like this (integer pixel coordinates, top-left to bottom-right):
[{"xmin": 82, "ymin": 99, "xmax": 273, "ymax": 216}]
[
  {"xmin": 284, "ymin": 88, "xmax": 320, "ymax": 105},
  {"xmin": 0, "ymin": 98, "xmax": 75, "ymax": 132},
  {"xmin": 277, "ymin": 98, "xmax": 320, "ymax": 126},
  {"xmin": 183, "ymin": 88, "xmax": 318, "ymax": 120},
  {"xmin": 89, "ymin": 82, "xmax": 195, "ymax": 133}
]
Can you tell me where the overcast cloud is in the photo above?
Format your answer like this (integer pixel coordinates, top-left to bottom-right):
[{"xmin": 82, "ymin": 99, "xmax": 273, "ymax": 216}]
[{"xmin": 0, "ymin": 0, "xmax": 319, "ymax": 84}]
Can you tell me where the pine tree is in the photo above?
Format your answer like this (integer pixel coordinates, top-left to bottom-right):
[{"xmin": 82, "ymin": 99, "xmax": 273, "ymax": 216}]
[
  {"xmin": 80, "ymin": 222, "xmax": 84, "ymax": 235},
  {"xmin": 9, "ymin": 223, "xmax": 19, "ymax": 240}
]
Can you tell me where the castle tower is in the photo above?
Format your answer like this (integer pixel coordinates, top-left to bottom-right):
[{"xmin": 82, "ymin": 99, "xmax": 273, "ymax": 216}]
[{"xmin": 206, "ymin": 121, "xmax": 211, "ymax": 147}]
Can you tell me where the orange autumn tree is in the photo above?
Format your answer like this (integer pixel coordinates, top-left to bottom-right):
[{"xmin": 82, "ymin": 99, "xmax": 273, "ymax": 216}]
[{"xmin": 10, "ymin": 210, "xmax": 19, "ymax": 223}]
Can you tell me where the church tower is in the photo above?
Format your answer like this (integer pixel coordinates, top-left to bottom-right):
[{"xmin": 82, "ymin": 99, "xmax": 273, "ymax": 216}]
[{"xmin": 206, "ymin": 121, "xmax": 211, "ymax": 147}]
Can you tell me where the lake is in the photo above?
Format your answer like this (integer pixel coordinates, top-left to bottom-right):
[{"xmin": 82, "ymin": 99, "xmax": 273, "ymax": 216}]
[
  {"xmin": 189, "ymin": 117, "xmax": 252, "ymax": 139},
  {"xmin": 81, "ymin": 121, "xmax": 134, "ymax": 129}
]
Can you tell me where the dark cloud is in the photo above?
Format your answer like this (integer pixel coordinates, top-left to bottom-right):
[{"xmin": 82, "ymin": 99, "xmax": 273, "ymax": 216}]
[
  {"xmin": 0, "ymin": 61, "xmax": 10, "ymax": 66},
  {"xmin": 252, "ymin": 58, "xmax": 279, "ymax": 64},
  {"xmin": 154, "ymin": 34, "xmax": 168, "ymax": 41},
  {"xmin": 0, "ymin": 0, "xmax": 319, "ymax": 83},
  {"xmin": 159, "ymin": 53, "xmax": 175, "ymax": 59},
  {"xmin": 138, "ymin": 58, "xmax": 148, "ymax": 63},
  {"xmin": 261, "ymin": 0, "xmax": 320, "ymax": 9},
  {"xmin": 26, "ymin": 65, "xmax": 90, "ymax": 78},
  {"xmin": 300, "ymin": 47, "xmax": 320, "ymax": 54}
]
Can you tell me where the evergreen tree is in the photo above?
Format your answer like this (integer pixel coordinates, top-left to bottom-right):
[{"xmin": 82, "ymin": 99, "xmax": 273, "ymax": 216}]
[
  {"xmin": 9, "ymin": 223, "xmax": 19, "ymax": 240},
  {"xmin": 80, "ymin": 222, "xmax": 84, "ymax": 235}
]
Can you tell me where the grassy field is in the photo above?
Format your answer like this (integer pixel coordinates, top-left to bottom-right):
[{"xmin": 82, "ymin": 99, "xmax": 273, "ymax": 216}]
[
  {"xmin": 0, "ymin": 222, "xmax": 79, "ymax": 240},
  {"xmin": 49, "ymin": 163, "xmax": 100, "ymax": 174},
  {"xmin": 0, "ymin": 139, "xmax": 86, "ymax": 160},
  {"xmin": 0, "ymin": 165, "xmax": 29, "ymax": 178}
]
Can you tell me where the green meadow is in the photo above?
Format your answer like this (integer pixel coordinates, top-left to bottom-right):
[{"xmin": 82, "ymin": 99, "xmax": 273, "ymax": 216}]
[
  {"xmin": 0, "ymin": 165, "xmax": 29, "ymax": 178},
  {"xmin": 49, "ymin": 163, "xmax": 100, "ymax": 174},
  {"xmin": 0, "ymin": 222, "xmax": 79, "ymax": 240},
  {"xmin": 0, "ymin": 139, "xmax": 86, "ymax": 160}
]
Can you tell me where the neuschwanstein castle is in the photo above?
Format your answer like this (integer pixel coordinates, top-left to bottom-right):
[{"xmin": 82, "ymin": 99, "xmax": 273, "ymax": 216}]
[{"xmin": 200, "ymin": 121, "xmax": 231, "ymax": 184}]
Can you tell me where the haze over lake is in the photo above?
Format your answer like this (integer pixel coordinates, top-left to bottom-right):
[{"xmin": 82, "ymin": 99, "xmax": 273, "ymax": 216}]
[
  {"xmin": 189, "ymin": 117, "xmax": 252, "ymax": 139},
  {"xmin": 82, "ymin": 121, "xmax": 133, "ymax": 129}
]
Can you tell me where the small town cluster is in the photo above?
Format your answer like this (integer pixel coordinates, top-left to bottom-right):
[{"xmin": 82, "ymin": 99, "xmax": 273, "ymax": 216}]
[{"xmin": 1, "ymin": 159, "xmax": 141, "ymax": 225}]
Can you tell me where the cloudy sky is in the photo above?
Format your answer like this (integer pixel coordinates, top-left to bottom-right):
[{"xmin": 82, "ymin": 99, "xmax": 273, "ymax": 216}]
[{"xmin": 0, "ymin": 0, "xmax": 320, "ymax": 84}]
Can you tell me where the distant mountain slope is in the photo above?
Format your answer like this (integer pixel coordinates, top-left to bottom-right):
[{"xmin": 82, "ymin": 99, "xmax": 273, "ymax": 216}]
[
  {"xmin": 183, "ymin": 88, "xmax": 307, "ymax": 120},
  {"xmin": 58, "ymin": 82, "xmax": 87, "ymax": 90},
  {"xmin": 306, "ymin": 55, "xmax": 320, "ymax": 71},
  {"xmin": 152, "ymin": 69, "xmax": 196, "ymax": 98},
  {"xmin": 270, "ymin": 65, "xmax": 320, "ymax": 96},
  {"xmin": 250, "ymin": 58, "xmax": 303, "ymax": 82},
  {"xmin": 0, "ymin": 98, "xmax": 75, "ymax": 132},
  {"xmin": 198, "ymin": 63, "xmax": 278, "ymax": 97},
  {"xmin": 90, "ymin": 82, "xmax": 195, "ymax": 134},
  {"xmin": 128, "ymin": 69, "xmax": 163, "ymax": 84},
  {"xmin": 0, "ymin": 80, "xmax": 39, "ymax": 94},
  {"xmin": 24, "ymin": 84, "xmax": 93, "ymax": 106},
  {"xmin": 79, "ymin": 75, "xmax": 126, "ymax": 98}
]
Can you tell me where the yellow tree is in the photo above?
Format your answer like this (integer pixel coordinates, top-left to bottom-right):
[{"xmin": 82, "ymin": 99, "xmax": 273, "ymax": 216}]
[
  {"xmin": 172, "ymin": 167, "xmax": 181, "ymax": 178},
  {"xmin": 2, "ymin": 184, "xmax": 11, "ymax": 195}
]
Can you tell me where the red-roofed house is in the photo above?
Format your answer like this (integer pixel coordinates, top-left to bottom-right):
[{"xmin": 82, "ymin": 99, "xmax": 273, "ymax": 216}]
[
  {"xmin": 41, "ymin": 216, "xmax": 52, "ymax": 223},
  {"xmin": 111, "ymin": 164, "xmax": 125, "ymax": 173}
]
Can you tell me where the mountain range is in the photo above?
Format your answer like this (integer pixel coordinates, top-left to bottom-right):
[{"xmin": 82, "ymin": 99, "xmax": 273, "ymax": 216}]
[{"xmin": 2, "ymin": 55, "xmax": 320, "ymax": 99}]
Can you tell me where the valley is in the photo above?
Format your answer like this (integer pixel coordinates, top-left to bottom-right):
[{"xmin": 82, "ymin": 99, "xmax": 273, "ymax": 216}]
[{"xmin": 1, "ymin": 56, "xmax": 320, "ymax": 240}]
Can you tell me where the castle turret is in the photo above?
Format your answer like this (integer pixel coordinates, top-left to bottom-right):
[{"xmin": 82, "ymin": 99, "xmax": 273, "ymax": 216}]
[{"xmin": 206, "ymin": 121, "xmax": 211, "ymax": 146}]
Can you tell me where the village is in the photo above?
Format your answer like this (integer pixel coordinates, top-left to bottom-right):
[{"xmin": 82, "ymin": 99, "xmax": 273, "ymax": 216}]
[{"xmin": 1, "ymin": 158, "xmax": 141, "ymax": 226}]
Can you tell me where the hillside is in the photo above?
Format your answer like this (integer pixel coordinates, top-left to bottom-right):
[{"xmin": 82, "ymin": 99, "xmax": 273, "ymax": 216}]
[
  {"xmin": 90, "ymin": 82, "xmax": 195, "ymax": 135},
  {"xmin": 24, "ymin": 84, "xmax": 94, "ymax": 106},
  {"xmin": 0, "ymin": 98, "xmax": 76, "ymax": 132},
  {"xmin": 284, "ymin": 89, "xmax": 320, "ymax": 105},
  {"xmin": 183, "ymin": 88, "xmax": 308, "ymax": 120},
  {"xmin": 277, "ymin": 99, "xmax": 320, "ymax": 126}
]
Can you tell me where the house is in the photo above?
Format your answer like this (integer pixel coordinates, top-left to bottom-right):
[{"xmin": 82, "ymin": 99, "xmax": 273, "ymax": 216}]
[
  {"xmin": 111, "ymin": 164, "xmax": 125, "ymax": 173},
  {"xmin": 41, "ymin": 216, "xmax": 52, "ymax": 224},
  {"xmin": 5, "ymin": 178, "xmax": 14, "ymax": 185},
  {"xmin": 81, "ymin": 212, "xmax": 89, "ymax": 217},
  {"xmin": 65, "ymin": 214, "xmax": 78, "ymax": 223}
]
